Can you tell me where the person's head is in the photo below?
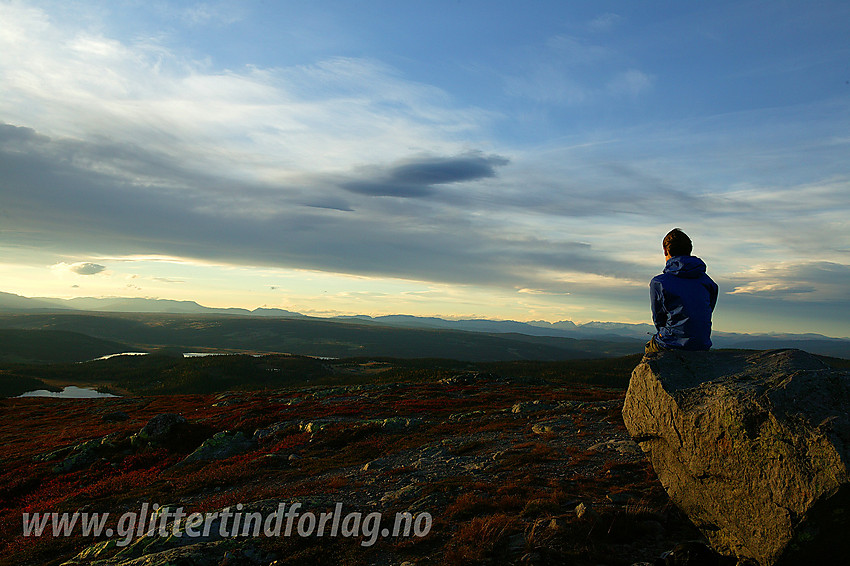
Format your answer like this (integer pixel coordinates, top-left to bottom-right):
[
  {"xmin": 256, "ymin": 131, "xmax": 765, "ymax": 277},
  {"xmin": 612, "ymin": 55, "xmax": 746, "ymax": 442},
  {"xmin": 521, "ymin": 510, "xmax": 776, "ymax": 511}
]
[{"xmin": 663, "ymin": 228, "xmax": 692, "ymax": 259}]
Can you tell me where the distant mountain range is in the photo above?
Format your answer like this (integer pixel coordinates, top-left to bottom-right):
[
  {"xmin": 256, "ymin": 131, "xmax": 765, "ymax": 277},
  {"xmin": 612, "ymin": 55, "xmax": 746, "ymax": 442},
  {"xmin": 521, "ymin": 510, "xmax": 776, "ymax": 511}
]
[
  {"xmin": 1, "ymin": 291, "xmax": 847, "ymax": 359},
  {"xmin": 343, "ymin": 314, "xmax": 849, "ymax": 358},
  {"xmin": 0, "ymin": 292, "xmax": 303, "ymax": 317},
  {"xmin": 339, "ymin": 314, "xmax": 653, "ymax": 340}
]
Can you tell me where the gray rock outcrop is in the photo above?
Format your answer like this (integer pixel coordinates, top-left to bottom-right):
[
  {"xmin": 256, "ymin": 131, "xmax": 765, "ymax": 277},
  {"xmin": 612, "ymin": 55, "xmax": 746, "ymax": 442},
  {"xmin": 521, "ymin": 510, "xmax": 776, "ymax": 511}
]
[
  {"xmin": 180, "ymin": 430, "xmax": 256, "ymax": 464},
  {"xmin": 35, "ymin": 433, "xmax": 123, "ymax": 474},
  {"xmin": 135, "ymin": 413, "xmax": 187, "ymax": 443},
  {"xmin": 622, "ymin": 348, "xmax": 850, "ymax": 566}
]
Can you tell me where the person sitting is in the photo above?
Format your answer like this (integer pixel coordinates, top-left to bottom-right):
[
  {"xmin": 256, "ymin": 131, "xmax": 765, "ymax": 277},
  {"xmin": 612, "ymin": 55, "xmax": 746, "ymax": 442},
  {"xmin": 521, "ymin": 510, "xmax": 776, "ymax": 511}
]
[{"xmin": 646, "ymin": 228, "xmax": 718, "ymax": 353}]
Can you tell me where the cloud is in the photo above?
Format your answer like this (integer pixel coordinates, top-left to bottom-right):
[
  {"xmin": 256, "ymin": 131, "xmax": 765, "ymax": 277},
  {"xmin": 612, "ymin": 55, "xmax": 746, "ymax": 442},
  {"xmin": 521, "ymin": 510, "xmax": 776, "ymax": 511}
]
[
  {"xmin": 607, "ymin": 69, "xmax": 653, "ymax": 96},
  {"xmin": 51, "ymin": 262, "xmax": 107, "ymax": 275},
  {"xmin": 6, "ymin": 115, "xmax": 845, "ymax": 310},
  {"xmin": 588, "ymin": 13, "xmax": 622, "ymax": 33},
  {"xmin": 340, "ymin": 153, "xmax": 509, "ymax": 197},
  {"xmin": 503, "ymin": 67, "xmax": 588, "ymax": 105},
  {"xmin": 545, "ymin": 35, "xmax": 611, "ymax": 65},
  {"xmin": 388, "ymin": 154, "xmax": 509, "ymax": 185},
  {"xmin": 179, "ymin": 1, "xmax": 246, "ymax": 26},
  {"xmin": 2, "ymin": 122, "xmax": 647, "ymax": 294},
  {"xmin": 503, "ymin": 33, "xmax": 651, "ymax": 105},
  {"xmin": 724, "ymin": 261, "xmax": 850, "ymax": 301},
  {"xmin": 71, "ymin": 262, "xmax": 107, "ymax": 275},
  {"xmin": 0, "ymin": 4, "xmax": 491, "ymax": 181},
  {"xmin": 302, "ymin": 197, "xmax": 355, "ymax": 212},
  {"xmin": 727, "ymin": 282, "xmax": 816, "ymax": 296}
]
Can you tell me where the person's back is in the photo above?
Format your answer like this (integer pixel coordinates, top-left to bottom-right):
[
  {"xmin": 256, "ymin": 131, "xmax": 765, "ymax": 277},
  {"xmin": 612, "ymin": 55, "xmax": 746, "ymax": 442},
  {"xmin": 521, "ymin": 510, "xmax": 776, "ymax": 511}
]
[{"xmin": 647, "ymin": 229, "xmax": 718, "ymax": 351}]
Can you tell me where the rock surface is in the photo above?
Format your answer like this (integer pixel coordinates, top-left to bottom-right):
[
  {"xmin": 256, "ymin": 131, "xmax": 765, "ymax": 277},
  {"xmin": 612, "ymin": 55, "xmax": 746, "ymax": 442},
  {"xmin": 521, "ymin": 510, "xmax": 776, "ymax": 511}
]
[
  {"xmin": 180, "ymin": 430, "xmax": 256, "ymax": 464},
  {"xmin": 623, "ymin": 348, "xmax": 850, "ymax": 566},
  {"xmin": 135, "ymin": 413, "xmax": 187, "ymax": 443}
]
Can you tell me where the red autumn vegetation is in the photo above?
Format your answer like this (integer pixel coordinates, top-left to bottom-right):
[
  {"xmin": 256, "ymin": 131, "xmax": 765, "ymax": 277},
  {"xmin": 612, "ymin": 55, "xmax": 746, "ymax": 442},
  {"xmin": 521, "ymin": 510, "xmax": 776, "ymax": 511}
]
[{"xmin": 0, "ymin": 364, "xmax": 701, "ymax": 566}]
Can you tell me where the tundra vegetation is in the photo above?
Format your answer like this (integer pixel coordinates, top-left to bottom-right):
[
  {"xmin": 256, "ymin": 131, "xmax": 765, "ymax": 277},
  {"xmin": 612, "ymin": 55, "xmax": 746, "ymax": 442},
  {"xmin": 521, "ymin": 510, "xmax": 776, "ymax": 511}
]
[{"xmin": 2, "ymin": 352, "xmax": 847, "ymax": 565}]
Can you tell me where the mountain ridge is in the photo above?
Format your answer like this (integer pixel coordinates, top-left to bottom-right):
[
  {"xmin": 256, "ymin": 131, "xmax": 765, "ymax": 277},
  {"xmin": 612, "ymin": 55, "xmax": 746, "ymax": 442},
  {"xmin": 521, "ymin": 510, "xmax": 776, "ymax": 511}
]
[{"xmin": 1, "ymin": 291, "xmax": 847, "ymax": 358}]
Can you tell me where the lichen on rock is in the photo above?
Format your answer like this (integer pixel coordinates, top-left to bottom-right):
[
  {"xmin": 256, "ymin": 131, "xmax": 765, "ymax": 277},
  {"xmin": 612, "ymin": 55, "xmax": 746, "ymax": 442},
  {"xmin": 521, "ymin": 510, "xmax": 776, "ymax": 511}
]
[{"xmin": 622, "ymin": 348, "xmax": 850, "ymax": 566}]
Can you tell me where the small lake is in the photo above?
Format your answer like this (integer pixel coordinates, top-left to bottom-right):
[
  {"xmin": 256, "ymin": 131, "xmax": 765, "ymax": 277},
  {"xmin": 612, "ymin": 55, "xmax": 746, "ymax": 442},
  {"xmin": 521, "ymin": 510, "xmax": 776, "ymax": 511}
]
[
  {"xmin": 89, "ymin": 352, "xmax": 149, "ymax": 361},
  {"xmin": 85, "ymin": 352, "xmax": 337, "ymax": 363},
  {"xmin": 88, "ymin": 352, "xmax": 228, "ymax": 362},
  {"xmin": 17, "ymin": 386, "xmax": 119, "ymax": 399}
]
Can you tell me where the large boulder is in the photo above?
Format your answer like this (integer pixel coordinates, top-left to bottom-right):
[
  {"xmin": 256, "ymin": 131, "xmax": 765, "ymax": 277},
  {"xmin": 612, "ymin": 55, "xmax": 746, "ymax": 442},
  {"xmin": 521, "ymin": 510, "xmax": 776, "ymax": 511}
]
[{"xmin": 622, "ymin": 349, "xmax": 850, "ymax": 566}]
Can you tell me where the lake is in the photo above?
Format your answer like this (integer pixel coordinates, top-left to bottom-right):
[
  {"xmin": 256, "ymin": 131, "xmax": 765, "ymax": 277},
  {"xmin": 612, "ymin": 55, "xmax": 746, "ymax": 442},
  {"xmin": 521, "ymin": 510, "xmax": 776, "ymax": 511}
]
[
  {"xmin": 88, "ymin": 352, "xmax": 228, "ymax": 362},
  {"xmin": 17, "ymin": 386, "xmax": 119, "ymax": 399}
]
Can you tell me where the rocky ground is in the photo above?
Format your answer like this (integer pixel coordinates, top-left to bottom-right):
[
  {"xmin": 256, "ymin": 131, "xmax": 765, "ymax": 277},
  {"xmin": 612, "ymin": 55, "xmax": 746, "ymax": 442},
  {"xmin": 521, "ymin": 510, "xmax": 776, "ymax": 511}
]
[{"xmin": 0, "ymin": 372, "xmax": 707, "ymax": 565}]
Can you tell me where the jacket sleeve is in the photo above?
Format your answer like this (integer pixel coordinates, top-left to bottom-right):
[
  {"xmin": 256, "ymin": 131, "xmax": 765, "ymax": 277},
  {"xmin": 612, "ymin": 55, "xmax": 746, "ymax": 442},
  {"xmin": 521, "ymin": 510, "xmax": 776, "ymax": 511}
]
[
  {"xmin": 707, "ymin": 278, "xmax": 719, "ymax": 312},
  {"xmin": 650, "ymin": 279, "xmax": 667, "ymax": 330}
]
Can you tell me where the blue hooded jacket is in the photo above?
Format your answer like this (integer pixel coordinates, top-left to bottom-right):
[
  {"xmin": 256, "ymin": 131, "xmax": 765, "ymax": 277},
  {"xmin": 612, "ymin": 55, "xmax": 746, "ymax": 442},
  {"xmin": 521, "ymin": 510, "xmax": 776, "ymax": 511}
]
[{"xmin": 650, "ymin": 255, "xmax": 718, "ymax": 350}]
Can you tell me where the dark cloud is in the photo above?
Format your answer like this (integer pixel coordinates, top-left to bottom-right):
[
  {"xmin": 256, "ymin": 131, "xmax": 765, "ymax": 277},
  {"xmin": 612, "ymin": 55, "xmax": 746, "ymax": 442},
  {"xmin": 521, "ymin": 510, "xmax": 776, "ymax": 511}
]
[
  {"xmin": 340, "ymin": 153, "xmax": 509, "ymax": 197},
  {"xmin": 0, "ymin": 123, "xmax": 48, "ymax": 144},
  {"xmin": 799, "ymin": 262, "xmax": 850, "ymax": 286},
  {"xmin": 302, "ymin": 197, "xmax": 355, "ymax": 212},
  {"xmin": 70, "ymin": 262, "xmax": 106, "ymax": 275},
  {"xmin": 0, "ymin": 123, "xmax": 644, "ymax": 294},
  {"xmin": 390, "ymin": 154, "xmax": 509, "ymax": 185}
]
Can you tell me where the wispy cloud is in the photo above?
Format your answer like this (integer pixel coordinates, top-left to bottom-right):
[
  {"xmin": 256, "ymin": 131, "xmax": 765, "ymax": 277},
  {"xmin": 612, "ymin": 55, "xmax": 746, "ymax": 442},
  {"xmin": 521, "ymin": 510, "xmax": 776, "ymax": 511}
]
[
  {"xmin": 725, "ymin": 262, "xmax": 850, "ymax": 301},
  {"xmin": 587, "ymin": 13, "xmax": 622, "ymax": 33},
  {"xmin": 0, "ymin": 4, "xmax": 490, "ymax": 180},
  {"xmin": 179, "ymin": 1, "xmax": 246, "ymax": 26},
  {"xmin": 607, "ymin": 69, "xmax": 653, "ymax": 96},
  {"xmin": 502, "ymin": 32, "xmax": 651, "ymax": 105}
]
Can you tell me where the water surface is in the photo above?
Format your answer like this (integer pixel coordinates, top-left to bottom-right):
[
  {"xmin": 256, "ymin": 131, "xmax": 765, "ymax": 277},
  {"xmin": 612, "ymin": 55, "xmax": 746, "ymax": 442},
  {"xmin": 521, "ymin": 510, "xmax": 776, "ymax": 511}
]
[{"xmin": 17, "ymin": 386, "xmax": 119, "ymax": 399}]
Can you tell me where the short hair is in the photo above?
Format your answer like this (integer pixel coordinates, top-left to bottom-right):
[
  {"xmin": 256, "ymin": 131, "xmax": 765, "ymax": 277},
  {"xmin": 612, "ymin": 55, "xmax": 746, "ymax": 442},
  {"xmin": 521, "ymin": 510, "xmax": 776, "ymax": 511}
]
[{"xmin": 663, "ymin": 228, "xmax": 692, "ymax": 256}]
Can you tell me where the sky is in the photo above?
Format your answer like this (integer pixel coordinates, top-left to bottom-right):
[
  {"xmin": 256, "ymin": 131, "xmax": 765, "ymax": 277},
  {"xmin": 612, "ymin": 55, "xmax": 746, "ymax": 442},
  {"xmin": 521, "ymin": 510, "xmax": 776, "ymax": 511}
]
[{"xmin": 1, "ymin": 0, "xmax": 849, "ymax": 337}]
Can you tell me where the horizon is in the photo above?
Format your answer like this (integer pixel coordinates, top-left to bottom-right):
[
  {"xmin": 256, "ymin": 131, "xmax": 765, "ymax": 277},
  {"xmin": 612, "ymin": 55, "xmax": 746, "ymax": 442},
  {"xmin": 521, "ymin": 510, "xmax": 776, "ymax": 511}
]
[
  {"xmin": 4, "ymin": 290, "xmax": 850, "ymax": 341},
  {"xmin": 2, "ymin": 1, "xmax": 849, "ymax": 338}
]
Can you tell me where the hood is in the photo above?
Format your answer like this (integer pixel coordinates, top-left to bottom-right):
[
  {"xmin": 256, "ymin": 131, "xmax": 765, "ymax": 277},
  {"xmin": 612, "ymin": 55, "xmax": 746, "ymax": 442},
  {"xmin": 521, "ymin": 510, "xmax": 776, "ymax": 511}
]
[{"xmin": 664, "ymin": 255, "xmax": 707, "ymax": 279}]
